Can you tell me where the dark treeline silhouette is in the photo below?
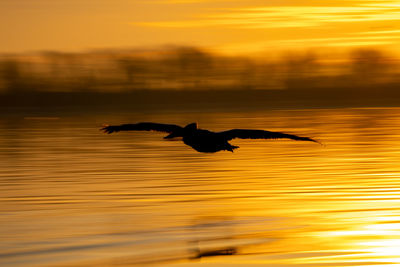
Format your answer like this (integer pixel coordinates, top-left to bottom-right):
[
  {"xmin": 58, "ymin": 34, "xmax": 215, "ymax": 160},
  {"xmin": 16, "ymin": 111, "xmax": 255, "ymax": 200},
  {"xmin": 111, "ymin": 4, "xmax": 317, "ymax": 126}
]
[{"xmin": 1, "ymin": 46, "xmax": 400, "ymax": 109}]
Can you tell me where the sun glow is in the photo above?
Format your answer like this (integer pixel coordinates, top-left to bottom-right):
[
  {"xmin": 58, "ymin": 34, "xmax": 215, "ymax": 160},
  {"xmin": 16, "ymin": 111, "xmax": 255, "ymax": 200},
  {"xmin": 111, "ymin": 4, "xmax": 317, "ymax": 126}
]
[
  {"xmin": 360, "ymin": 240, "xmax": 400, "ymax": 260},
  {"xmin": 322, "ymin": 220, "xmax": 400, "ymax": 263}
]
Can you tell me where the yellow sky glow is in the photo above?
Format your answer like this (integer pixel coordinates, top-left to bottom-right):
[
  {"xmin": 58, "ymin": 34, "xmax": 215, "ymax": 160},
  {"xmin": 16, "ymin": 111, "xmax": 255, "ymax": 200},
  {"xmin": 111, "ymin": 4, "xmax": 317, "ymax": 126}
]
[{"xmin": 1, "ymin": 0, "xmax": 400, "ymax": 54}]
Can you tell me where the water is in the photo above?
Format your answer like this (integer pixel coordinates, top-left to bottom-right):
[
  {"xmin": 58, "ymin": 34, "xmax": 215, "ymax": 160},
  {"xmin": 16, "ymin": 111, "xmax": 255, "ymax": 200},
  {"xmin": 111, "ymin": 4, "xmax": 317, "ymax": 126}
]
[{"xmin": 1, "ymin": 108, "xmax": 400, "ymax": 266}]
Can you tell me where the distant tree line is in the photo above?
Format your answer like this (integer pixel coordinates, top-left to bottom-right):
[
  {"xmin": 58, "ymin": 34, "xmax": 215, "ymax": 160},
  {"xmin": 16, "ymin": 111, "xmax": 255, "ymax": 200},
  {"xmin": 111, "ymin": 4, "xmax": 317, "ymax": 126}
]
[{"xmin": 1, "ymin": 46, "xmax": 399, "ymax": 94}]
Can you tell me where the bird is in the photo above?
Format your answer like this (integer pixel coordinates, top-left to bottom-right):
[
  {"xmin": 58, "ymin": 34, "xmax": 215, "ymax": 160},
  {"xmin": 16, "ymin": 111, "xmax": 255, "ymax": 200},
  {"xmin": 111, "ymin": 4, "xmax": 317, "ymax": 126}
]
[{"xmin": 101, "ymin": 122, "xmax": 320, "ymax": 153}]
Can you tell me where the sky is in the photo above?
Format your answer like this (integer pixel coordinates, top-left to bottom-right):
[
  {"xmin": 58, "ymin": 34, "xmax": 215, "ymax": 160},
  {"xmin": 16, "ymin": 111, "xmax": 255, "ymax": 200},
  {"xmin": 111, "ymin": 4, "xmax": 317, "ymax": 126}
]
[{"xmin": 1, "ymin": 0, "xmax": 400, "ymax": 54}]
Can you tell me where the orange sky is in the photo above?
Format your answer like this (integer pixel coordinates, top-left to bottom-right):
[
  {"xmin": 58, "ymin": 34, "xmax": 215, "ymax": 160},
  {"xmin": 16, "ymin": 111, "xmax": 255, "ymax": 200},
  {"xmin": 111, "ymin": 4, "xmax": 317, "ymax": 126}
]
[{"xmin": 1, "ymin": 0, "xmax": 400, "ymax": 54}]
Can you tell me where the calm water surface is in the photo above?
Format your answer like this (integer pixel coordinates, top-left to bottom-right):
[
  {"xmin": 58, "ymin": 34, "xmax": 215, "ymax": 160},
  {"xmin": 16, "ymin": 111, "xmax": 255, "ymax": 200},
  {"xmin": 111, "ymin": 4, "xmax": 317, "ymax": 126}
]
[{"xmin": 1, "ymin": 108, "xmax": 400, "ymax": 266}]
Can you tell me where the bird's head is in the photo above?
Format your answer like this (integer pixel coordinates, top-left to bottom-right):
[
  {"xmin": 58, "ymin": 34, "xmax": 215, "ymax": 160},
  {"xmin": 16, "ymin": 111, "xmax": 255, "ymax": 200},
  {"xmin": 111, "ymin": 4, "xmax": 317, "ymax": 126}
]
[
  {"xmin": 163, "ymin": 122, "xmax": 197, "ymax": 139},
  {"xmin": 184, "ymin": 122, "xmax": 198, "ymax": 131}
]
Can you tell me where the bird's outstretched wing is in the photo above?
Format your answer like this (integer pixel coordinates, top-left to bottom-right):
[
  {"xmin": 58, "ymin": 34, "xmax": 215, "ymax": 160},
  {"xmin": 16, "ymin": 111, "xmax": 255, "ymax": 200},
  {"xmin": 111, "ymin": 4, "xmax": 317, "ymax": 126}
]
[
  {"xmin": 101, "ymin": 122, "xmax": 182, "ymax": 134},
  {"xmin": 219, "ymin": 129, "xmax": 320, "ymax": 143}
]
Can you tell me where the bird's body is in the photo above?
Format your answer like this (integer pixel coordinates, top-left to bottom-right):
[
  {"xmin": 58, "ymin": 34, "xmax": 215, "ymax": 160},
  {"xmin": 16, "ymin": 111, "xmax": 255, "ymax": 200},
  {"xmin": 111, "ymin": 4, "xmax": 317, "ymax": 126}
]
[
  {"xmin": 182, "ymin": 128, "xmax": 238, "ymax": 153},
  {"xmin": 101, "ymin": 122, "xmax": 319, "ymax": 153}
]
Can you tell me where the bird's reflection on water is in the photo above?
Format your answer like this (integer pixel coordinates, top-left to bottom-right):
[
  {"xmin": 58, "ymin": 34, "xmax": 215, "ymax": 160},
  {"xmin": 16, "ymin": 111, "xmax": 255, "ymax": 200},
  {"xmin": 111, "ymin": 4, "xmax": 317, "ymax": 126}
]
[{"xmin": 2, "ymin": 108, "xmax": 400, "ymax": 266}]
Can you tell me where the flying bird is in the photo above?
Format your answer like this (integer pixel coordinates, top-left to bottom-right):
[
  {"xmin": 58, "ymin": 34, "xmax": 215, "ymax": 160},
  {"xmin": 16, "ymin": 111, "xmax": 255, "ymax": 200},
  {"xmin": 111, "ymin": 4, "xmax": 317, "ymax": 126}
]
[{"xmin": 101, "ymin": 122, "xmax": 320, "ymax": 153}]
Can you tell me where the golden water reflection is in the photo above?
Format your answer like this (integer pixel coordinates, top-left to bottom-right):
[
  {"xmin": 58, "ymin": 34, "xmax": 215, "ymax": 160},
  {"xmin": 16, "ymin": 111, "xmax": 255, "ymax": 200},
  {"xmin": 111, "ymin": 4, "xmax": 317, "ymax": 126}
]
[{"xmin": 1, "ymin": 108, "xmax": 400, "ymax": 266}]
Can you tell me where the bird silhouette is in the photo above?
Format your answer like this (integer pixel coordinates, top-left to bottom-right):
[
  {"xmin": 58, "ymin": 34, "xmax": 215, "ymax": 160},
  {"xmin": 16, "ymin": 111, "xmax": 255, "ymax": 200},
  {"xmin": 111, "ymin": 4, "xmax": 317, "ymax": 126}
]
[{"xmin": 101, "ymin": 122, "xmax": 320, "ymax": 153}]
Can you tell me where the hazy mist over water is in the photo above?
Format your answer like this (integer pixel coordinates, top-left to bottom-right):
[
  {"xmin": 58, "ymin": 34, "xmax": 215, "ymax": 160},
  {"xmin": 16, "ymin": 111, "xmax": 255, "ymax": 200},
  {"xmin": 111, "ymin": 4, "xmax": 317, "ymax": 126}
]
[{"xmin": 2, "ymin": 108, "xmax": 400, "ymax": 266}]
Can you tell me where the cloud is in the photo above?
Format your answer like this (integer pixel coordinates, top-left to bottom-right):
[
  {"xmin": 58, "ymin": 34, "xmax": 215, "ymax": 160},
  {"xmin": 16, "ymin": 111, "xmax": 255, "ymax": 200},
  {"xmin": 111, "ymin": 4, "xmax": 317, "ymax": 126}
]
[
  {"xmin": 130, "ymin": 0, "xmax": 400, "ymax": 53},
  {"xmin": 359, "ymin": 29, "xmax": 400, "ymax": 35},
  {"xmin": 133, "ymin": 1, "xmax": 400, "ymax": 29},
  {"xmin": 217, "ymin": 34, "xmax": 400, "ymax": 53}
]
